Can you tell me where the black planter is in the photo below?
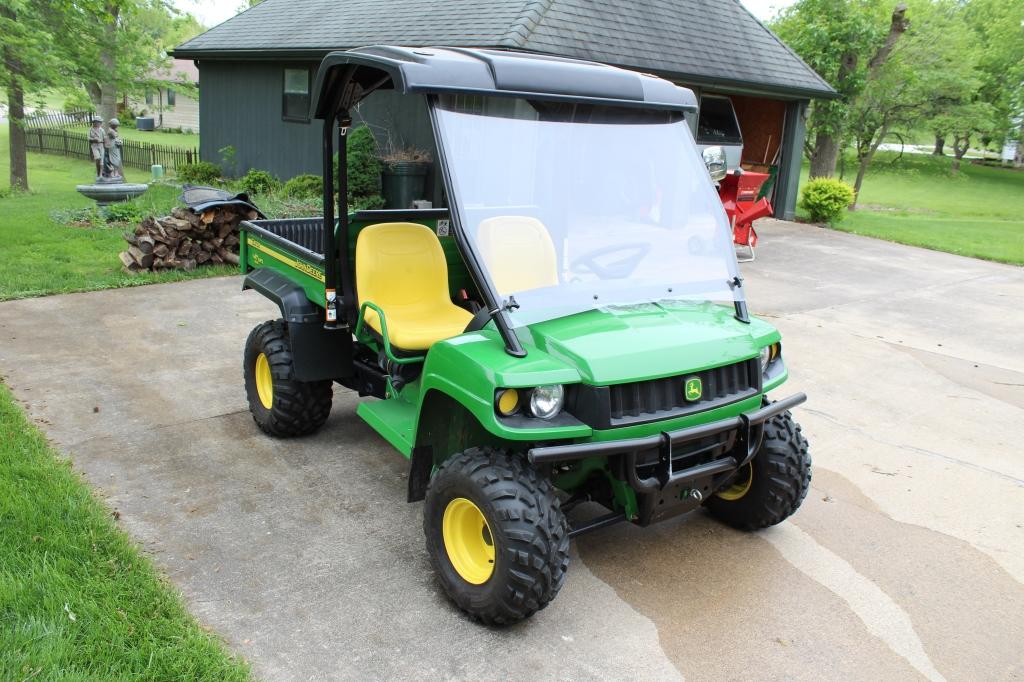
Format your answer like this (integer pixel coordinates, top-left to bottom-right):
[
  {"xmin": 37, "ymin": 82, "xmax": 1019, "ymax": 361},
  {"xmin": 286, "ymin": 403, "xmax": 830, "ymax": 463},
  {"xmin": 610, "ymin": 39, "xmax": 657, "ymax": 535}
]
[{"xmin": 381, "ymin": 161, "xmax": 429, "ymax": 209}]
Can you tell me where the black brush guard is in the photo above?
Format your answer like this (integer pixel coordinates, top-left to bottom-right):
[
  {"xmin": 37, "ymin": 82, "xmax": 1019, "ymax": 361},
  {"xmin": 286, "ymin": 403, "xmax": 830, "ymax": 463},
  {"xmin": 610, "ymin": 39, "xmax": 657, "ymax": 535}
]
[{"xmin": 529, "ymin": 393, "xmax": 806, "ymax": 529}]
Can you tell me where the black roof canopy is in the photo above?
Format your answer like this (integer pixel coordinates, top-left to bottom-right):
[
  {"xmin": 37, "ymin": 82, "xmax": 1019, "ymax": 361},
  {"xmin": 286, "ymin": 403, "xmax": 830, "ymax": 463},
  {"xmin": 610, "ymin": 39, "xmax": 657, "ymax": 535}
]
[
  {"xmin": 311, "ymin": 46, "xmax": 699, "ymax": 118},
  {"xmin": 175, "ymin": 0, "xmax": 836, "ymax": 100}
]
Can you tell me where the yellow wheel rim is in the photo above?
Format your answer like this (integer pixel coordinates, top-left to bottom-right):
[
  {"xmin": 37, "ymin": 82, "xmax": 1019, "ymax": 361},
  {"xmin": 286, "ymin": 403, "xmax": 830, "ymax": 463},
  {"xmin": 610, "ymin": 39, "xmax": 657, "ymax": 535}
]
[
  {"xmin": 442, "ymin": 497, "xmax": 495, "ymax": 585},
  {"xmin": 717, "ymin": 462, "xmax": 753, "ymax": 501},
  {"xmin": 255, "ymin": 352, "xmax": 273, "ymax": 410}
]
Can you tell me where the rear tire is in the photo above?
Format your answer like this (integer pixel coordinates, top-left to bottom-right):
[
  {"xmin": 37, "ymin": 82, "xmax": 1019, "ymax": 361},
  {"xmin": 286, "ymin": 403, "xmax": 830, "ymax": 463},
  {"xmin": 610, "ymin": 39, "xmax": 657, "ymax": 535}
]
[
  {"xmin": 244, "ymin": 319, "xmax": 333, "ymax": 437},
  {"xmin": 705, "ymin": 411, "xmax": 811, "ymax": 530},
  {"xmin": 424, "ymin": 448, "xmax": 570, "ymax": 625}
]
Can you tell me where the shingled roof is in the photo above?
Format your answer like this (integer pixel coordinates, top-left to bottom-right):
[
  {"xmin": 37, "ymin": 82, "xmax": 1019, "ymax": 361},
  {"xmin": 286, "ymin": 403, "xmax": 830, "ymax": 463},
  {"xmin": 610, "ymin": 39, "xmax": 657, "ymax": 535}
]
[{"xmin": 174, "ymin": 0, "xmax": 835, "ymax": 99}]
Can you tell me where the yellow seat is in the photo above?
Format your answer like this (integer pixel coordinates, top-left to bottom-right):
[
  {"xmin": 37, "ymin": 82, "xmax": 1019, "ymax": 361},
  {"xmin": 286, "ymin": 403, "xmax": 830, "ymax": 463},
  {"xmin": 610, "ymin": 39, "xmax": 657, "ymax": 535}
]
[
  {"xmin": 355, "ymin": 222, "xmax": 472, "ymax": 351},
  {"xmin": 477, "ymin": 216, "xmax": 559, "ymax": 296}
]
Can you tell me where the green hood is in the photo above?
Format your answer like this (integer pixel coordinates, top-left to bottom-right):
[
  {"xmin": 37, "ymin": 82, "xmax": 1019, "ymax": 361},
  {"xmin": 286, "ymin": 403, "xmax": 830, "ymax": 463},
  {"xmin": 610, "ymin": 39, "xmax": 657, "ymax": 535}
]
[{"xmin": 524, "ymin": 302, "xmax": 777, "ymax": 384}]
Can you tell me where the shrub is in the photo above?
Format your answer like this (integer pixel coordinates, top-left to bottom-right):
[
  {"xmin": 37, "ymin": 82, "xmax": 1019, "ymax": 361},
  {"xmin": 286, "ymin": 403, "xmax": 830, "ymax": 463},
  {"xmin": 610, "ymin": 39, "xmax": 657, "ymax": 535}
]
[
  {"xmin": 176, "ymin": 161, "xmax": 221, "ymax": 185},
  {"xmin": 351, "ymin": 194, "xmax": 385, "ymax": 211},
  {"xmin": 103, "ymin": 202, "xmax": 144, "ymax": 224},
  {"xmin": 335, "ymin": 125, "xmax": 382, "ymax": 206},
  {"xmin": 799, "ymin": 178, "xmax": 856, "ymax": 224},
  {"xmin": 240, "ymin": 168, "xmax": 280, "ymax": 196},
  {"xmin": 282, "ymin": 173, "xmax": 322, "ymax": 199}
]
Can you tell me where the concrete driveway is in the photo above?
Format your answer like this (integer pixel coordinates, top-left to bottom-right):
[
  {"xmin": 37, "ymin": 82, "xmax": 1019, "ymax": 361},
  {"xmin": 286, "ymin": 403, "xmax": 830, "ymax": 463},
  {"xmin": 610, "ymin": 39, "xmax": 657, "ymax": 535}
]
[{"xmin": 1, "ymin": 220, "xmax": 1021, "ymax": 681}]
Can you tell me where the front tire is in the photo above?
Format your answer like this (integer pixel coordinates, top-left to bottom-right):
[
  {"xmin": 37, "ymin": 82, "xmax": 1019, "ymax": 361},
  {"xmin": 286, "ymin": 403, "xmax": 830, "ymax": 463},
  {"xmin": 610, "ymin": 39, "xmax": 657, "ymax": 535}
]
[
  {"xmin": 424, "ymin": 448, "xmax": 570, "ymax": 625},
  {"xmin": 705, "ymin": 411, "xmax": 811, "ymax": 530},
  {"xmin": 244, "ymin": 320, "xmax": 333, "ymax": 437}
]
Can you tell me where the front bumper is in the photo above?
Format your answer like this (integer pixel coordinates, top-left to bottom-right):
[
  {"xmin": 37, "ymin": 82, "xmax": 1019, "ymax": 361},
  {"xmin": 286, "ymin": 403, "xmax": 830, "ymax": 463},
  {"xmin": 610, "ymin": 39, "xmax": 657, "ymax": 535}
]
[{"xmin": 529, "ymin": 393, "xmax": 807, "ymax": 525}]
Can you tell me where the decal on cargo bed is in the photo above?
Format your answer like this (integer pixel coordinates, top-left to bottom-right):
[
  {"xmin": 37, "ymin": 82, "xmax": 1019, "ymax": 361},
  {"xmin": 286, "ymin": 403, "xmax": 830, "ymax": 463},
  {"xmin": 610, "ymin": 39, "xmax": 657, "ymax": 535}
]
[{"xmin": 248, "ymin": 238, "xmax": 325, "ymax": 283}]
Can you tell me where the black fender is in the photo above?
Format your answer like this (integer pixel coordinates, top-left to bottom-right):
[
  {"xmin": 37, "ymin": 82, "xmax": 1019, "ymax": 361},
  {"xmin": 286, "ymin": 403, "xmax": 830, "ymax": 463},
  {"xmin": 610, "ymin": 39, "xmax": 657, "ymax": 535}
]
[
  {"xmin": 243, "ymin": 268, "xmax": 321, "ymax": 323},
  {"xmin": 407, "ymin": 390, "xmax": 508, "ymax": 502},
  {"xmin": 243, "ymin": 268, "xmax": 352, "ymax": 381}
]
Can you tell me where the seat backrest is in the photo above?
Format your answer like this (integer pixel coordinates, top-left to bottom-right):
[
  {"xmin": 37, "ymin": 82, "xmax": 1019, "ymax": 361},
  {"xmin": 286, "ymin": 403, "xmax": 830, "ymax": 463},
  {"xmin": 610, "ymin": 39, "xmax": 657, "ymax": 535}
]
[
  {"xmin": 356, "ymin": 222, "xmax": 451, "ymax": 309},
  {"xmin": 476, "ymin": 216, "xmax": 558, "ymax": 295}
]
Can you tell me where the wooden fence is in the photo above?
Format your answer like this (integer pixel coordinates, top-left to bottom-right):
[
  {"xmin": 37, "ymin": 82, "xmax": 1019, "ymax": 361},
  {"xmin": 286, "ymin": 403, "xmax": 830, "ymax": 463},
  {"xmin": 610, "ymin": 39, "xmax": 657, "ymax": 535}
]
[
  {"xmin": 24, "ymin": 127, "xmax": 197, "ymax": 171},
  {"xmin": 23, "ymin": 109, "xmax": 94, "ymax": 129}
]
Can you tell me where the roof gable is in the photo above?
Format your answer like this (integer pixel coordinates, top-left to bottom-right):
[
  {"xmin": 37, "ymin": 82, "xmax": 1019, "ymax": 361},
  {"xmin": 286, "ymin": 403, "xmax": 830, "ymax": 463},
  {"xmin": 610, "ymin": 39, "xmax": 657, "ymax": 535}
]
[{"xmin": 175, "ymin": 0, "xmax": 834, "ymax": 98}]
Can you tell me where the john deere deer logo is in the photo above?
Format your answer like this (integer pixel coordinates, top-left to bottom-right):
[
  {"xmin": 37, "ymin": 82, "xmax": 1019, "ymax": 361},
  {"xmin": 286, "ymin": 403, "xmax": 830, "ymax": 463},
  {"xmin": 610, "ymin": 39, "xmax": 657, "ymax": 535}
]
[{"xmin": 684, "ymin": 377, "xmax": 703, "ymax": 402}]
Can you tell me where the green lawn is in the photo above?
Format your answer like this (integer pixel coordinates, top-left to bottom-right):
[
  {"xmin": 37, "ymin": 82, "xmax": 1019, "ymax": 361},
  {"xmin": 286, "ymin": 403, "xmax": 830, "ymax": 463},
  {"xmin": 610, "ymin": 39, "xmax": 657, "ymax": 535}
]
[
  {"xmin": 117, "ymin": 127, "xmax": 200, "ymax": 151},
  {"xmin": 0, "ymin": 126, "xmax": 233, "ymax": 301},
  {"xmin": 799, "ymin": 152, "xmax": 1024, "ymax": 265},
  {"xmin": 0, "ymin": 383, "xmax": 250, "ymax": 679}
]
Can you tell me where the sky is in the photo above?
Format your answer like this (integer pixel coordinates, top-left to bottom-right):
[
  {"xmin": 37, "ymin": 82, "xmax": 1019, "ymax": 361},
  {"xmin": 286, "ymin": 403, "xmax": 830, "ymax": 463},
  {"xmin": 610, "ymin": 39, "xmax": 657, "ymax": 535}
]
[{"xmin": 171, "ymin": 0, "xmax": 795, "ymax": 31}]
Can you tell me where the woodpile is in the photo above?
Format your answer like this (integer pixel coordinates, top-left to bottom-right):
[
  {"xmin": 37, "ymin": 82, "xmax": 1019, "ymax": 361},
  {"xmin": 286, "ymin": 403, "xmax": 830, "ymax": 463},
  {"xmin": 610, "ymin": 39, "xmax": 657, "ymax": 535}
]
[{"xmin": 119, "ymin": 204, "xmax": 257, "ymax": 272}]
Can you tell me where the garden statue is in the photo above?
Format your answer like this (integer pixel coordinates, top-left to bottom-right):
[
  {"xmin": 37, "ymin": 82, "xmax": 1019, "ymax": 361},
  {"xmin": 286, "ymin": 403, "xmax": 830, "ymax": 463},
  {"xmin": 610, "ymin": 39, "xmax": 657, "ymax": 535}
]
[
  {"xmin": 102, "ymin": 117, "xmax": 124, "ymax": 182},
  {"xmin": 88, "ymin": 116, "xmax": 104, "ymax": 178},
  {"xmin": 75, "ymin": 116, "xmax": 147, "ymax": 206}
]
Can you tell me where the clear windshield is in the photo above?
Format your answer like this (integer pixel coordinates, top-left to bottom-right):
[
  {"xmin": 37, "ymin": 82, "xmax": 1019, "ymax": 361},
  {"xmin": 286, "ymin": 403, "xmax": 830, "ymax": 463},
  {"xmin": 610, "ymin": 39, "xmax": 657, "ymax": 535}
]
[{"xmin": 434, "ymin": 95, "xmax": 744, "ymax": 327}]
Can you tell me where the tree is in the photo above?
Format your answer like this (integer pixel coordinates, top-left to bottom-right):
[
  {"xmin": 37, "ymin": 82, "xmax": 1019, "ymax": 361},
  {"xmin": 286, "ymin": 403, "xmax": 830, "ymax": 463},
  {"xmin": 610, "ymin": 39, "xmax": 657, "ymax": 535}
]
[
  {"xmin": 771, "ymin": 0, "xmax": 889, "ymax": 178},
  {"xmin": 848, "ymin": 0, "xmax": 986, "ymax": 199},
  {"xmin": 47, "ymin": 0, "xmax": 172, "ymax": 123},
  {"xmin": 0, "ymin": 0, "xmax": 60, "ymax": 191},
  {"xmin": 961, "ymin": 0, "xmax": 1024, "ymax": 148}
]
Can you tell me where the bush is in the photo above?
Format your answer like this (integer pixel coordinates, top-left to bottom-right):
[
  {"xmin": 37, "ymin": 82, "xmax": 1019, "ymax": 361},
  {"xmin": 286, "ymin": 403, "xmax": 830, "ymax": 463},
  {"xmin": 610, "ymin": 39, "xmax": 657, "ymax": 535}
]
[
  {"xmin": 282, "ymin": 173, "xmax": 322, "ymax": 199},
  {"xmin": 799, "ymin": 178, "xmax": 856, "ymax": 224},
  {"xmin": 103, "ymin": 202, "xmax": 144, "ymax": 224},
  {"xmin": 335, "ymin": 125, "xmax": 382, "ymax": 207},
  {"xmin": 240, "ymin": 168, "xmax": 280, "ymax": 196},
  {"xmin": 176, "ymin": 161, "xmax": 221, "ymax": 185},
  {"xmin": 352, "ymin": 194, "xmax": 385, "ymax": 211}
]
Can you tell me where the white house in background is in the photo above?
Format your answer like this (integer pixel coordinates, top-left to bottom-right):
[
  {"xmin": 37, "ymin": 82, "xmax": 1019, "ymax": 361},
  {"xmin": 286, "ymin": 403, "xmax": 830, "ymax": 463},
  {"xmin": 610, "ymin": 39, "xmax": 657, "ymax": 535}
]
[{"xmin": 131, "ymin": 58, "xmax": 200, "ymax": 133}]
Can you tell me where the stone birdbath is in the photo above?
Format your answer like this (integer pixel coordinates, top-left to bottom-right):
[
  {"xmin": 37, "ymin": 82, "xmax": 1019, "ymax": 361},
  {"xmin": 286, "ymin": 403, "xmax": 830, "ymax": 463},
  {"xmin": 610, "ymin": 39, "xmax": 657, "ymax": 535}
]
[{"xmin": 76, "ymin": 178, "xmax": 149, "ymax": 206}]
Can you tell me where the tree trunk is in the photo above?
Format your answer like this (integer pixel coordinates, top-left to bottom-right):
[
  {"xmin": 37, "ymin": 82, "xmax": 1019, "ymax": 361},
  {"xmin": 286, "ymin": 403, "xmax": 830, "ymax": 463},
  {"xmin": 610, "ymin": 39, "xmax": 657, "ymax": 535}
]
[
  {"xmin": 868, "ymin": 5, "xmax": 910, "ymax": 71},
  {"xmin": 809, "ymin": 131, "xmax": 841, "ymax": 179},
  {"xmin": 98, "ymin": 11, "xmax": 118, "ymax": 123},
  {"xmin": 85, "ymin": 2, "xmax": 120, "ymax": 123},
  {"xmin": 852, "ymin": 122, "xmax": 891, "ymax": 208},
  {"xmin": 951, "ymin": 134, "xmax": 969, "ymax": 174},
  {"xmin": 1, "ymin": 6, "xmax": 28, "ymax": 192},
  {"xmin": 932, "ymin": 134, "xmax": 945, "ymax": 156}
]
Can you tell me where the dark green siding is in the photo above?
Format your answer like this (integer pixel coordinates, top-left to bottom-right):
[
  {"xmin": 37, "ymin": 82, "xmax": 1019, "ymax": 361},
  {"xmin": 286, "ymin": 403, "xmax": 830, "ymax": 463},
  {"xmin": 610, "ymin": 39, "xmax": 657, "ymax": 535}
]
[
  {"xmin": 776, "ymin": 101, "xmax": 807, "ymax": 221},
  {"xmin": 198, "ymin": 60, "xmax": 323, "ymax": 178},
  {"xmin": 198, "ymin": 61, "xmax": 443, "ymax": 205}
]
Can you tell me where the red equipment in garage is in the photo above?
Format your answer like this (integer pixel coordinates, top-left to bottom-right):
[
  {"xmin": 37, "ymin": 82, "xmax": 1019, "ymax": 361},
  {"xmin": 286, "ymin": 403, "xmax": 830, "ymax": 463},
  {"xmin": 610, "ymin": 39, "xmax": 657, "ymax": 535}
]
[{"xmin": 719, "ymin": 169, "xmax": 773, "ymax": 262}]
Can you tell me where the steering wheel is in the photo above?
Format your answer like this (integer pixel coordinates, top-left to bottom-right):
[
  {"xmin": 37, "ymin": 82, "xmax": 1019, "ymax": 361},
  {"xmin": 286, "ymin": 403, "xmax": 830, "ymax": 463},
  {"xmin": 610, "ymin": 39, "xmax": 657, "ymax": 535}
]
[{"xmin": 570, "ymin": 242, "xmax": 651, "ymax": 280}]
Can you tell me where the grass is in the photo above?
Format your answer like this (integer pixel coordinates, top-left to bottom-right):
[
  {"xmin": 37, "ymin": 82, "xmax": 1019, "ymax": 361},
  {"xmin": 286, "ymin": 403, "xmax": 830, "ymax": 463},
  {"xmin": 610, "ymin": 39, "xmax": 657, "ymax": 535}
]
[
  {"xmin": 0, "ymin": 125, "xmax": 235, "ymax": 301},
  {"xmin": 799, "ymin": 151, "xmax": 1024, "ymax": 265},
  {"xmin": 117, "ymin": 127, "xmax": 200, "ymax": 150},
  {"xmin": 0, "ymin": 382, "xmax": 250, "ymax": 680}
]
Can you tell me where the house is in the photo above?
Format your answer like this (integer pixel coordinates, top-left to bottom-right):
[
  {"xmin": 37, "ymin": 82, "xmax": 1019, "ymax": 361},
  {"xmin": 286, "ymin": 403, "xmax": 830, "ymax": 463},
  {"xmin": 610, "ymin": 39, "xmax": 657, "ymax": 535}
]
[
  {"xmin": 173, "ymin": 0, "xmax": 835, "ymax": 219},
  {"xmin": 131, "ymin": 58, "xmax": 200, "ymax": 133}
]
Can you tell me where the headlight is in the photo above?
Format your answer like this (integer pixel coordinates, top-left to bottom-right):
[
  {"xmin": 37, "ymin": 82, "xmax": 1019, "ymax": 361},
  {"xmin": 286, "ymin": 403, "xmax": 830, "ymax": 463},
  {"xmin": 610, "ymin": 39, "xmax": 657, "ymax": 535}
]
[
  {"xmin": 759, "ymin": 343, "xmax": 781, "ymax": 373},
  {"xmin": 702, "ymin": 145, "xmax": 728, "ymax": 182},
  {"xmin": 528, "ymin": 384, "xmax": 565, "ymax": 420}
]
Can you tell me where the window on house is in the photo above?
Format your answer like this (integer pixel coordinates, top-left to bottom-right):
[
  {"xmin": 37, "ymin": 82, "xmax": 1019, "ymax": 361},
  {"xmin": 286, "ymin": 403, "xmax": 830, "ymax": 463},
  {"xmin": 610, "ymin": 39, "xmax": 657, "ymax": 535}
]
[
  {"xmin": 283, "ymin": 68, "xmax": 311, "ymax": 122},
  {"xmin": 145, "ymin": 91, "xmax": 153, "ymax": 106},
  {"xmin": 167, "ymin": 89, "xmax": 176, "ymax": 106},
  {"xmin": 696, "ymin": 95, "xmax": 742, "ymax": 145}
]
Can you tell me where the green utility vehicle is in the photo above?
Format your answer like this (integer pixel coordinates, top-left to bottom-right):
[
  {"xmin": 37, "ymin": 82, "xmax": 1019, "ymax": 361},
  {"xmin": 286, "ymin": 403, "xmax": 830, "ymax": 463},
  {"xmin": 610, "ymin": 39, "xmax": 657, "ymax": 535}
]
[{"xmin": 239, "ymin": 46, "xmax": 811, "ymax": 624}]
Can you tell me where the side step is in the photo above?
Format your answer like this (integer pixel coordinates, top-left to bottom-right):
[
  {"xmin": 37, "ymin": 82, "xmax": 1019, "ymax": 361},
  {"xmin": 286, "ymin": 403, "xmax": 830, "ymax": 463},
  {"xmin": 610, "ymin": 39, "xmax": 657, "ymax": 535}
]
[{"xmin": 357, "ymin": 399, "xmax": 417, "ymax": 458}]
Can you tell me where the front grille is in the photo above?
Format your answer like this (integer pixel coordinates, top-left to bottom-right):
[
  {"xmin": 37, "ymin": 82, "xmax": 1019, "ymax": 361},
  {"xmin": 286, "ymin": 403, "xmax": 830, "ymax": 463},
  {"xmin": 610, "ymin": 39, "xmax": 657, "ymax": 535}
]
[
  {"xmin": 609, "ymin": 358, "xmax": 760, "ymax": 424},
  {"xmin": 568, "ymin": 359, "xmax": 761, "ymax": 428}
]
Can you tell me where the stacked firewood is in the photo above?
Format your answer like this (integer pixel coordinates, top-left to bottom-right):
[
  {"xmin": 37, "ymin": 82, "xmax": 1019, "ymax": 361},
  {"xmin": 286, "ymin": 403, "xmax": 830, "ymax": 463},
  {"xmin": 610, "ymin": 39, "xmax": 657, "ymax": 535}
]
[{"xmin": 119, "ymin": 205, "xmax": 257, "ymax": 272}]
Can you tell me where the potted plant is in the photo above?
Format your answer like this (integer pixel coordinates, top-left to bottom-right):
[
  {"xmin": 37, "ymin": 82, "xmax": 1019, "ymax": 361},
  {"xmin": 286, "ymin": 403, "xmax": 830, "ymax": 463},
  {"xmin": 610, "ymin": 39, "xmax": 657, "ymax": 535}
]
[{"xmin": 379, "ymin": 146, "xmax": 432, "ymax": 209}]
